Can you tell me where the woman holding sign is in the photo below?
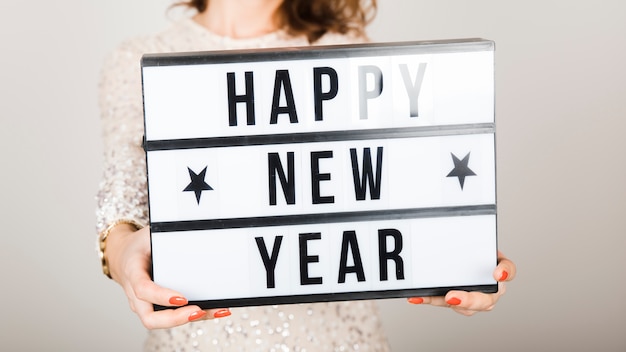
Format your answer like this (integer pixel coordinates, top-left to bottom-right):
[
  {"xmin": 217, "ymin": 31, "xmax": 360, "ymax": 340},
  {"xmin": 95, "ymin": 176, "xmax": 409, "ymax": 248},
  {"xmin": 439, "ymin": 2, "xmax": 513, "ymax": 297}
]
[{"xmin": 96, "ymin": 0, "xmax": 516, "ymax": 350}]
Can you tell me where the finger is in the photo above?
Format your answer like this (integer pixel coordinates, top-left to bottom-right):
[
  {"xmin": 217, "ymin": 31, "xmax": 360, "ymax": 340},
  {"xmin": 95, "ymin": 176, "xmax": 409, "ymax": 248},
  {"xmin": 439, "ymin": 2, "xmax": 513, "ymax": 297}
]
[
  {"xmin": 410, "ymin": 295, "xmax": 449, "ymax": 308},
  {"xmin": 128, "ymin": 280, "xmax": 234, "ymax": 326},
  {"xmin": 129, "ymin": 285, "xmax": 232, "ymax": 329},
  {"xmin": 140, "ymin": 307, "xmax": 233, "ymax": 329},
  {"xmin": 190, "ymin": 308, "xmax": 233, "ymax": 322},
  {"xmin": 495, "ymin": 250, "xmax": 516, "ymax": 282},
  {"xmin": 413, "ymin": 292, "xmax": 491, "ymax": 310},
  {"xmin": 126, "ymin": 272, "xmax": 233, "ymax": 325},
  {"xmin": 444, "ymin": 282, "xmax": 507, "ymax": 316},
  {"xmin": 409, "ymin": 282, "xmax": 507, "ymax": 311},
  {"xmin": 131, "ymin": 274, "xmax": 189, "ymax": 308},
  {"xmin": 135, "ymin": 303, "xmax": 207, "ymax": 329}
]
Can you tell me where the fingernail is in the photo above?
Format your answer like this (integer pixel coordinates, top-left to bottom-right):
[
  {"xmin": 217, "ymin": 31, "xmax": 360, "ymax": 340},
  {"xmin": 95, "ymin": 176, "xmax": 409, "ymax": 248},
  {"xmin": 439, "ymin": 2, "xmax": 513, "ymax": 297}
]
[
  {"xmin": 213, "ymin": 309, "xmax": 231, "ymax": 318},
  {"xmin": 499, "ymin": 271, "xmax": 509, "ymax": 282},
  {"xmin": 188, "ymin": 310, "xmax": 207, "ymax": 322},
  {"xmin": 408, "ymin": 297, "xmax": 424, "ymax": 305},
  {"xmin": 447, "ymin": 297, "xmax": 462, "ymax": 306},
  {"xmin": 169, "ymin": 296, "xmax": 188, "ymax": 306}
]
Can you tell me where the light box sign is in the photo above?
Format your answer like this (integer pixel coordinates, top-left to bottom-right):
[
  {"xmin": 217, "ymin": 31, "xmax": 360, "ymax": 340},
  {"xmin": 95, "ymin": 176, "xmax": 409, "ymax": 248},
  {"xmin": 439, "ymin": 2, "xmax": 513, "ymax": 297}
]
[{"xmin": 141, "ymin": 39, "xmax": 498, "ymax": 309}]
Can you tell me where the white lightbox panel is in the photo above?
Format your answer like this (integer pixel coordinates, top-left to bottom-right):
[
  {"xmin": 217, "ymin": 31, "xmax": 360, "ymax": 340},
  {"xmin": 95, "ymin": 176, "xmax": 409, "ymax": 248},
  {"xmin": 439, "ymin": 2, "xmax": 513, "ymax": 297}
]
[{"xmin": 142, "ymin": 39, "xmax": 498, "ymax": 309}]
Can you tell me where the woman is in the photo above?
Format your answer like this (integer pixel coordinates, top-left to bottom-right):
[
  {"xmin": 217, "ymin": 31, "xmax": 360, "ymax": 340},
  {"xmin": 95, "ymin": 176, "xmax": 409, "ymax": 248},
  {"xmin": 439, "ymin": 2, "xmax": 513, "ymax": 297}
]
[{"xmin": 96, "ymin": 0, "xmax": 516, "ymax": 350}]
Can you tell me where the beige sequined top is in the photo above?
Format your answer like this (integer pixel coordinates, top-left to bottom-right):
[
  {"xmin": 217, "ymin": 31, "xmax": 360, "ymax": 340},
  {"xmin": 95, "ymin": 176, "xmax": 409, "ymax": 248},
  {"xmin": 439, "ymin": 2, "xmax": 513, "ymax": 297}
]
[{"xmin": 96, "ymin": 18, "xmax": 390, "ymax": 352}]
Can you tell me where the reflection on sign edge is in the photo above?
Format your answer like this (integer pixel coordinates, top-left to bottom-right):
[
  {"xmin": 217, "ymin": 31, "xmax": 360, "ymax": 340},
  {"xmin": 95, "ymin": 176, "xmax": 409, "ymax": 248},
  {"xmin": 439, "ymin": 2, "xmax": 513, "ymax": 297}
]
[
  {"xmin": 144, "ymin": 123, "xmax": 495, "ymax": 151},
  {"xmin": 142, "ymin": 38, "xmax": 494, "ymax": 67},
  {"xmin": 151, "ymin": 204, "xmax": 496, "ymax": 232}
]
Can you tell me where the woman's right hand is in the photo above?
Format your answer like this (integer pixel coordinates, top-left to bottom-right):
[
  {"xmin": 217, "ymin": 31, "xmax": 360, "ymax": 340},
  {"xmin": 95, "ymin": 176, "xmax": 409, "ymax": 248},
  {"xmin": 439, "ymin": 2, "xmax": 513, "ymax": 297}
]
[{"xmin": 105, "ymin": 224, "xmax": 231, "ymax": 329}]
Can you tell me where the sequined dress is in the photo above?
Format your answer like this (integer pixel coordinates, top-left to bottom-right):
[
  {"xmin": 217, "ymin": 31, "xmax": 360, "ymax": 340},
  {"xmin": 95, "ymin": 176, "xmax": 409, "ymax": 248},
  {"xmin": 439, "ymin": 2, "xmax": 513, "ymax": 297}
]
[{"xmin": 96, "ymin": 18, "xmax": 391, "ymax": 352}]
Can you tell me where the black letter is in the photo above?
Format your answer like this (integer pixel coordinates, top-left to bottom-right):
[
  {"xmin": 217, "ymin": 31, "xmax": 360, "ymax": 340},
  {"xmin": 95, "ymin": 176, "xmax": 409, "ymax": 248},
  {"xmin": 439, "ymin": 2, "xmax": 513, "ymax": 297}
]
[
  {"xmin": 311, "ymin": 151, "xmax": 335, "ymax": 204},
  {"xmin": 255, "ymin": 236, "xmax": 283, "ymax": 289},
  {"xmin": 399, "ymin": 63, "xmax": 427, "ymax": 117},
  {"xmin": 350, "ymin": 147, "xmax": 383, "ymax": 201},
  {"xmin": 313, "ymin": 67, "xmax": 338, "ymax": 121},
  {"xmin": 378, "ymin": 229, "xmax": 405, "ymax": 281},
  {"xmin": 299, "ymin": 233, "xmax": 323, "ymax": 285},
  {"xmin": 227, "ymin": 71, "xmax": 255, "ymax": 126},
  {"xmin": 358, "ymin": 65, "xmax": 383, "ymax": 120},
  {"xmin": 338, "ymin": 231, "xmax": 366, "ymax": 283},
  {"xmin": 268, "ymin": 152, "xmax": 295, "ymax": 205},
  {"xmin": 270, "ymin": 70, "xmax": 298, "ymax": 124}
]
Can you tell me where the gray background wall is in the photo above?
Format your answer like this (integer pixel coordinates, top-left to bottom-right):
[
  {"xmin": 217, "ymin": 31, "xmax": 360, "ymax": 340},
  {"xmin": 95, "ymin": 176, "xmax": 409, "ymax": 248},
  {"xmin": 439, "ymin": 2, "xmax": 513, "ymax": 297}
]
[{"xmin": 1, "ymin": 1, "xmax": 624, "ymax": 351}]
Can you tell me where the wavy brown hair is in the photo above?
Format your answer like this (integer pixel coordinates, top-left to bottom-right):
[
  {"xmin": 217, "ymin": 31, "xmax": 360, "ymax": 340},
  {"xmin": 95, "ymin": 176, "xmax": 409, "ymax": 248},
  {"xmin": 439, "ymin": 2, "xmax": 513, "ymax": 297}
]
[{"xmin": 175, "ymin": 0, "xmax": 377, "ymax": 43}]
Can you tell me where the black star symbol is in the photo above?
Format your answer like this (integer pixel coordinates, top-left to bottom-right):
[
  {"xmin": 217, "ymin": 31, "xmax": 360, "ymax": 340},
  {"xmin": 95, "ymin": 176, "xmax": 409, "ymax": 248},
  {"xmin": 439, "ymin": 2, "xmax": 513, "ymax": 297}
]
[
  {"xmin": 446, "ymin": 152, "xmax": 476, "ymax": 190},
  {"xmin": 183, "ymin": 166, "xmax": 213, "ymax": 204}
]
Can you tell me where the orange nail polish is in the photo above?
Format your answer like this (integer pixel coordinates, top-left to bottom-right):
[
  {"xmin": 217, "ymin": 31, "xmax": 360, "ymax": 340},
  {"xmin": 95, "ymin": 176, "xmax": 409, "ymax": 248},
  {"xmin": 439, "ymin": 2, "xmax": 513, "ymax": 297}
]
[
  {"xmin": 447, "ymin": 297, "xmax": 462, "ymax": 306},
  {"xmin": 408, "ymin": 297, "xmax": 424, "ymax": 305},
  {"xmin": 499, "ymin": 271, "xmax": 509, "ymax": 281},
  {"xmin": 169, "ymin": 296, "xmax": 188, "ymax": 306},
  {"xmin": 213, "ymin": 309, "xmax": 231, "ymax": 318},
  {"xmin": 188, "ymin": 310, "xmax": 207, "ymax": 322}
]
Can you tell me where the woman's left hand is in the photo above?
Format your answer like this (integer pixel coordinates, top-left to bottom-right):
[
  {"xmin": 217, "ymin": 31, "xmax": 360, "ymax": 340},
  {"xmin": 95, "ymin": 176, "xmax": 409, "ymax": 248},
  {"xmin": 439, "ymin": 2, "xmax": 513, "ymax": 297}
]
[{"xmin": 407, "ymin": 251, "xmax": 516, "ymax": 316}]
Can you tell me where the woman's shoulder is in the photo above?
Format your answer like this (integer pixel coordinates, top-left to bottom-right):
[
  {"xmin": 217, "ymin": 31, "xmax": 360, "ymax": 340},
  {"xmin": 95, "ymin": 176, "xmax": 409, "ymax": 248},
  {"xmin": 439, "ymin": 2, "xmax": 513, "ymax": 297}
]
[
  {"xmin": 101, "ymin": 18, "xmax": 200, "ymax": 69},
  {"xmin": 103, "ymin": 37, "xmax": 149, "ymax": 69}
]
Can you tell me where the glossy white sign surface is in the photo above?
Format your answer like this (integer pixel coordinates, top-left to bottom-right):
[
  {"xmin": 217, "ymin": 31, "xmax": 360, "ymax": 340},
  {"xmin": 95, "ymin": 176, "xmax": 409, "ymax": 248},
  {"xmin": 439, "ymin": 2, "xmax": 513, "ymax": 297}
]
[{"xmin": 142, "ymin": 40, "xmax": 498, "ymax": 308}]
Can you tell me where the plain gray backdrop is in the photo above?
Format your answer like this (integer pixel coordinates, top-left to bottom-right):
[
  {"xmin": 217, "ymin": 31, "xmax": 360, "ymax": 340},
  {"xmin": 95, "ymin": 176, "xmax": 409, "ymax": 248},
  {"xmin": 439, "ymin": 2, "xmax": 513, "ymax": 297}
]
[{"xmin": 1, "ymin": 1, "xmax": 624, "ymax": 351}]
